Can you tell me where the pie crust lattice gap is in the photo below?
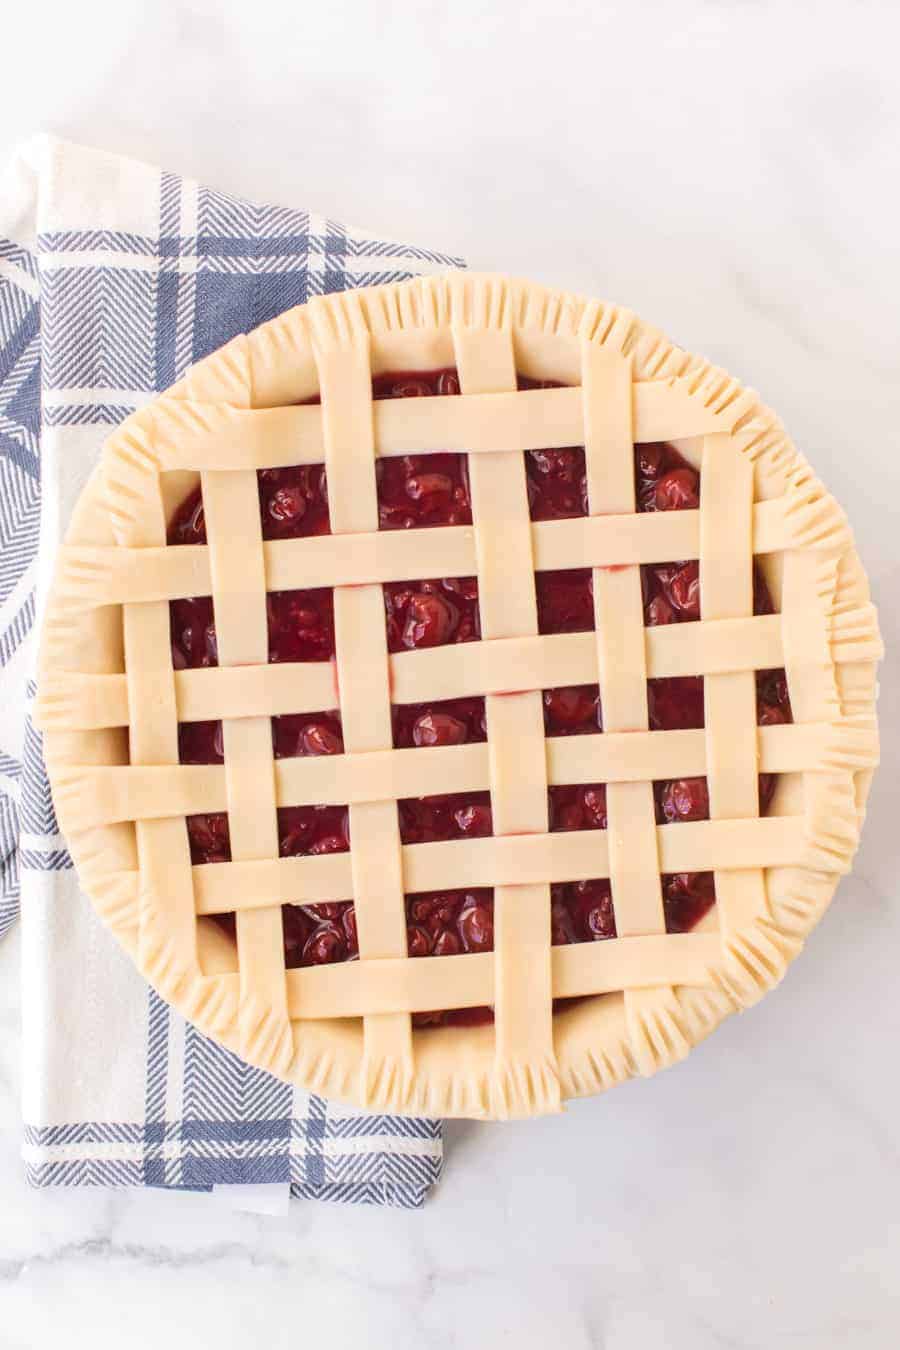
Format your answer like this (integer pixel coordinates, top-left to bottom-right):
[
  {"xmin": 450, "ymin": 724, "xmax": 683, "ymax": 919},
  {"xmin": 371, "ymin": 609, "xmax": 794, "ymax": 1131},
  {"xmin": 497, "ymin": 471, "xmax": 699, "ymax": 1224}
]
[{"xmin": 36, "ymin": 275, "xmax": 882, "ymax": 1119}]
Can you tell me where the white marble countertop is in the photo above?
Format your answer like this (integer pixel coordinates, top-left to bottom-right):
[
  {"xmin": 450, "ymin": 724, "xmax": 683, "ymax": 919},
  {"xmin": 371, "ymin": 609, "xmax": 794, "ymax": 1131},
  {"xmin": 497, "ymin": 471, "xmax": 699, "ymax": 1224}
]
[{"xmin": 1, "ymin": 1, "xmax": 898, "ymax": 1345}]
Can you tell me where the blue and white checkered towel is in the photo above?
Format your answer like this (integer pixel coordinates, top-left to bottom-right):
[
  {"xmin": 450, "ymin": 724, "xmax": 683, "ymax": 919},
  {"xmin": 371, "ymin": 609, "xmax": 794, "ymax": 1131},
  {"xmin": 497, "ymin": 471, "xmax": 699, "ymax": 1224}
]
[{"xmin": 0, "ymin": 135, "xmax": 462, "ymax": 1207}]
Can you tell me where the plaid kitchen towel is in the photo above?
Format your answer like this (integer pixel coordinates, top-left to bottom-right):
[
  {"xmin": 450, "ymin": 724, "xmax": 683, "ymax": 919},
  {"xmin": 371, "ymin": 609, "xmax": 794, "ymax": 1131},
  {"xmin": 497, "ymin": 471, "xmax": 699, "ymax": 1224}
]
[{"xmin": 0, "ymin": 134, "xmax": 461, "ymax": 1206}]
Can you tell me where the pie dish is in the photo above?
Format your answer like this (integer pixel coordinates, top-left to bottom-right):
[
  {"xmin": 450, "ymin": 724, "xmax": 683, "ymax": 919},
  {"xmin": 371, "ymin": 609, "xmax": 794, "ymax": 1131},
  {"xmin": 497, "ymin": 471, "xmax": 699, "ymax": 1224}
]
[{"xmin": 35, "ymin": 274, "xmax": 882, "ymax": 1118}]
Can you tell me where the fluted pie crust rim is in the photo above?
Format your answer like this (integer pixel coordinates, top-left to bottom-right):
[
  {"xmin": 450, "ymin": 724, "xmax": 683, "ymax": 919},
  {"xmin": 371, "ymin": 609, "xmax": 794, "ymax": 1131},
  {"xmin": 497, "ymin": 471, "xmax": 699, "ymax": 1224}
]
[{"xmin": 35, "ymin": 274, "xmax": 882, "ymax": 1119}]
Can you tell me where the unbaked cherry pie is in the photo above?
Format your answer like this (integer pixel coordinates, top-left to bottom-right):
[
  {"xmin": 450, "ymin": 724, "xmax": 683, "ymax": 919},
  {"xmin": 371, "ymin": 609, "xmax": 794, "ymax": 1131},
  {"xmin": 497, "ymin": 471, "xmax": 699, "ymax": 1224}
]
[{"xmin": 36, "ymin": 274, "xmax": 881, "ymax": 1118}]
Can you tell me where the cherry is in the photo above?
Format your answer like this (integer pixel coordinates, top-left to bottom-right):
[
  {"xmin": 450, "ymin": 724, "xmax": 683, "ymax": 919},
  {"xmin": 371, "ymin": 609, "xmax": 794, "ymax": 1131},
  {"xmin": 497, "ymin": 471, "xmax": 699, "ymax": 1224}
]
[
  {"xmin": 642, "ymin": 558, "xmax": 702, "ymax": 628},
  {"xmin": 666, "ymin": 561, "xmax": 701, "ymax": 620},
  {"xmin": 342, "ymin": 906, "xmax": 359, "ymax": 955},
  {"xmin": 373, "ymin": 375, "xmax": 432, "ymax": 399},
  {"xmin": 543, "ymin": 685, "xmax": 601, "ymax": 736},
  {"xmin": 266, "ymin": 588, "xmax": 335, "ymax": 663},
  {"xmin": 179, "ymin": 719, "xmax": 224, "ymax": 765},
  {"xmin": 169, "ymin": 595, "xmax": 216, "ymax": 670},
  {"xmin": 268, "ymin": 484, "xmax": 306, "ymax": 527},
  {"xmin": 398, "ymin": 793, "xmax": 493, "ymax": 844},
  {"xmin": 407, "ymin": 924, "xmax": 431, "ymax": 958},
  {"xmin": 393, "ymin": 697, "xmax": 486, "ymax": 750},
  {"xmin": 657, "ymin": 777, "xmax": 709, "ymax": 824},
  {"xmin": 552, "ymin": 879, "xmax": 616, "ymax": 943},
  {"xmin": 587, "ymin": 899, "xmax": 615, "ymax": 939},
  {"xmin": 654, "ymin": 467, "xmax": 700, "ymax": 512},
  {"xmin": 308, "ymin": 833, "xmax": 349, "ymax": 855},
  {"xmin": 636, "ymin": 443, "xmax": 666, "ymax": 480},
  {"xmin": 303, "ymin": 923, "xmax": 346, "ymax": 965},
  {"xmin": 383, "ymin": 579, "xmax": 480, "ymax": 654},
  {"xmin": 168, "ymin": 489, "xmax": 207, "ymax": 546},
  {"xmin": 408, "ymin": 897, "xmax": 434, "ymax": 926},
  {"xmin": 583, "ymin": 785, "xmax": 608, "ymax": 828},
  {"xmin": 453, "ymin": 802, "xmax": 493, "ymax": 836},
  {"xmin": 272, "ymin": 712, "xmax": 343, "ymax": 760},
  {"xmin": 757, "ymin": 668, "xmax": 792, "ymax": 724},
  {"xmin": 458, "ymin": 899, "xmax": 494, "ymax": 952},
  {"xmin": 662, "ymin": 871, "xmax": 716, "ymax": 933},
  {"xmin": 530, "ymin": 447, "xmax": 582, "ymax": 484},
  {"xmin": 536, "ymin": 569, "xmax": 594, "ymax": 634},
  {"xmin": 433, "ymin": 928, "xmax": 461, "ymax": 957},
  {"xmin": 403, "ymin": 591, "xmax": 457, "ymax": 649},
  {"xmin": 648, "ymin": 676, "xmax": 706, "ymax": 731},
  {"xmin": 757, "ymin": 668, "xmax": 788, "ymax": 704},
  {"xmin": 277, "ymin": 805, "xmax": 350, "ymax": 857},
  {"xmin": 411, "ymin": 711, "xmax": 468, "ymax": 747},
  {"xmin": 442, "ymin": 575, "xmax": 479, "ymax": 603},
  {"xmin": 549, "ymin": 784, "xmax": 608, "ymax": 832},
  {"xmin": 283, "ymin": 906, "xmax": 315, "ymax": 965},
  {"xmin": 299, "ymin": 721, "xmax": 343, "ymax": 756},
  {"xmin": 526, "ymin": 447, "xmax": 588, "ymax": 521},
  {"xmin": 551, "ymin": 800, "xmax": 585, "ymax": 832},
  {"xmin": 257, "ymin": 464, "xmax": 330, "ymax": 541},
  {"xmin": 407, "ymin": 472, "xmax": 452, "ymax": 501},
  {"xmin": 645, "ymin": 593, "xmax": 675, "ymax": 627},
  {"xmin": 551, "ymin": 895, "xmax": 576, "ymax": 945},
  {"xmin": 313, "ymin": 902, "xmax": 348, "ymax": 921},
  {"xmin": 186, "ymin": 813, "xmax": 230, "ymax": 865},
  {"xmin": 281, "ymin": 901, "xmax": 358, "ymax": 969}
]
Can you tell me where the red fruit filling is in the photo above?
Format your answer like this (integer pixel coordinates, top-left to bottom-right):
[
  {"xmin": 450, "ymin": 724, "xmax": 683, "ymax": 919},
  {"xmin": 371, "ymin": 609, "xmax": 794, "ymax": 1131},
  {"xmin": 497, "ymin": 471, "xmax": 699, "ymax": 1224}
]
[
  {"xmin": 383, "ymin": 576, "xmax": 480, "ymax": 653},
  {"xmin": 167, "ymin": 370, "xmax": 792, "ymax": 1025},
  {"xmin": 398, "ymin": 792, "xmax": 494, "ymax": 844},
  {"xmin": 392, "ymin": 696, "xmax": 487, "ymax": 750}
]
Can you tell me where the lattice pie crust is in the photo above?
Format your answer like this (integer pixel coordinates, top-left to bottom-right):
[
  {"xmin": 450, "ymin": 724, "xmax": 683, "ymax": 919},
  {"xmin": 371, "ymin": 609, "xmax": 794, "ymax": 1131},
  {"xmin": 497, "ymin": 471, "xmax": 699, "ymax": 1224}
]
[{"xmin": 35, "ymin": 275, "xmax": 882, "ymax": 1119}]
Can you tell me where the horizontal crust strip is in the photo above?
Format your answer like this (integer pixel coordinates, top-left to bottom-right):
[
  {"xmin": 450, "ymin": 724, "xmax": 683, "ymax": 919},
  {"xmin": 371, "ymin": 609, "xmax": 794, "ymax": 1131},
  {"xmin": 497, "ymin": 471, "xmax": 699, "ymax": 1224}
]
[
  {"xmin": 182, "ymin": 814, "xmax": 832, "ymax": 922},
  {"xmin": 391, "ymin": 616, "xmax": 786, "ymax": 700},
  {"xmin": 52, "ymin": 497, "xmax": 812, "ymax": 609},
  {"xmin": 282, "ymin": 932, "xmax": 724, "ymax": 1020},
  {"xmin": 39, "ymin": 614, "xmax": 788, "ymax": 725},
  {"xmin": 159, "ymin": 930, "xmax": 725, "ymax": 1019},
  {"xmin": 143, "ymin": 383, "xmax": 729, "ymax": 471},
  {"xmin": 46, "ymin": 718, "xmax": 878, "ymax": 820},
  {"xmin": 40, "ymin": 626, "xmax": 879, "ymax": 745}
]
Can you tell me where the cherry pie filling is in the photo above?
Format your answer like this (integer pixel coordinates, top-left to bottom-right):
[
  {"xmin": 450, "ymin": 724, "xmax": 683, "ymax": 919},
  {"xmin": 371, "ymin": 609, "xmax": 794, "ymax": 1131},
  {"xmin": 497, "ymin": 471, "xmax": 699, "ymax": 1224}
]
[{"xmin": 168, "ymin": 369, "xmax": 792, "ymax": 1028}]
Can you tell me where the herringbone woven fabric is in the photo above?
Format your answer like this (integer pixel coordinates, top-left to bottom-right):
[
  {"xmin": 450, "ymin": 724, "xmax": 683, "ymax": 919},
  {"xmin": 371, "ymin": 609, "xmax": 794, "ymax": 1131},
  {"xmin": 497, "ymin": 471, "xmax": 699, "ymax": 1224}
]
[{"xmin": 0, "ymin": 135, "xmax": 460, "ymax": 1204}]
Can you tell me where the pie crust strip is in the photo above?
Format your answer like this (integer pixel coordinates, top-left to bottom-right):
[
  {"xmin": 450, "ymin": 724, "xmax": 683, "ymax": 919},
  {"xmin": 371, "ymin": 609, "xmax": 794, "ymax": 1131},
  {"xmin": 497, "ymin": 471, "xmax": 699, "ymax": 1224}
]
[
  {"xmin": 42, "ymin": 612, "xmax": 792, "ymax": 721},
  {"xmin": 53, "ymin": 795, "xmax": 815, "ymax": 879},
  {"xmin": 285, "ymin": 932, "xmax": 723, "ymax": 1020},
  {"xmin": 699, "ymin": 433, "xmax": 792, "ymax": 1005},
  {"xmin": 309, "ymin": 292, "xmax": 414, "ymax": 1104},
  {"xmin": 51, "ymin": 493, "xmax": 824, "ymax": 609},
  {"xmin": 118, "ymin": 466, "xmax": 199, "ymax": 998},
  {"xmin": 578, "ymin": 310, "xmax": 680, "ymax": 1070},
  {"xmin": 452, "ymin": 278, "xmax": 560, "ymax": 1117},
  {"xmin": 140, "ymin": 382, "xmax": 856, "ymax": 505},
  {"xmin": 200, "ymin": 465, "xmax": 292, "ymax": 1072}
]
